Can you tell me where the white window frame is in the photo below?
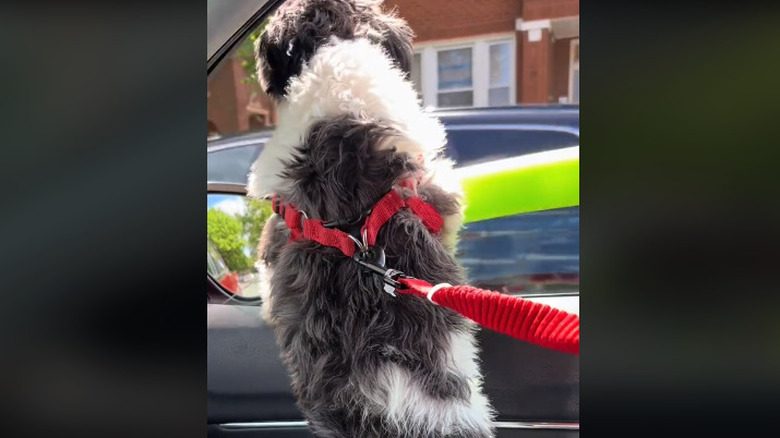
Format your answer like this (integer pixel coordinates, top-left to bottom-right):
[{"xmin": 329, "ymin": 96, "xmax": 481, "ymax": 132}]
[
  {"xmin": 486, "ymin": 40, "xmax": 514, "ymax": 106},
  {"xmin": 568, "ymin": 39, "xmax": 579, "ymax": 103},
  {"xmin": 413, "ymin": 33, "xmax": 516, "ymax": 109},
  {"xmin": 433, "ymin": 43, "xmax": 475, "ymax": 108},
  {"xmin": 410, "ymin": 52, "xmax": 423, "ymax": 99}
]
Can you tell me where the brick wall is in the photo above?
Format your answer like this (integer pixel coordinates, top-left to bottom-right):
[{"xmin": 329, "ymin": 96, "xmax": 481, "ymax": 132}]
[
  {"xmin": 386, "ymin": 0, "xmax": 520, "ymax": 42},
  {"xmin": 521, "ymin": 0, "xmax": 579, "ymax": 21},
  {"xmin": 517, "ymin": 0, "xmax": 579, "ymax": 103},
  {"xmin": 208, "ymin": 57, "xmax": 272, "ymax": 136},
  {"xmin": 552, "ymin": 37, "xmax": 574, "ymax": 102},
  {"xmin": 387, "ymin": 0, "xmax": 578, "ymax": 43},
  {"xmin": 519, "ymin": 28, "xmax": 552, "ymax": 103},
  {"xmin": 207, "ymin": 59, "xmax": 241, "ymax": 135}
]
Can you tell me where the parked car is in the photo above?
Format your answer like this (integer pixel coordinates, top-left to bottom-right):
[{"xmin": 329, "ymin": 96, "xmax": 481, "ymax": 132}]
[
  {"xmin": 208, "ymin": 104, "xmax": 580, "ymax": 298},
  {"xmin": 207, "ymin": 2, "xmax": 579, "ymax": 437},
  {"xmin": 207, "ymin": 105, "xmax": 578, "ymax": 186}
]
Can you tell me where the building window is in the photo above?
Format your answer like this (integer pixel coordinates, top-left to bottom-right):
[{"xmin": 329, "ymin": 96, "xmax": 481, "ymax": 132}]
[
  {"xmin": 569, "ymin": 39, "xmax": 579, "ymax": 103},
  {"xmin": 436, "ymin": 47, "xmax": 474, "ymax": 108},
  {"xmin": 415, "ymin": 36, "xmax": 515, "ymax": 109},
  {"xmin": 488, "ymin": 42, "xmax": 511, "ymax": 106},
  {"xmin": 411, "ymin": 52, "xmax": 422, "ymax": 99}
]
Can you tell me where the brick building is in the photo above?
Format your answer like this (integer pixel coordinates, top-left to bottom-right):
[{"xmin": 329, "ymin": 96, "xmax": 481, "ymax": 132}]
[
  {"xmin": 207, "ymin": 56, "xmax": 278, "ymax": 138},
  {"xmin": 207, "ymin": 0, "xmax": 578, "ymax": 136},
  {"xmin": 390, "ymin": 0, "xmax": 579, "ymax": 107}
]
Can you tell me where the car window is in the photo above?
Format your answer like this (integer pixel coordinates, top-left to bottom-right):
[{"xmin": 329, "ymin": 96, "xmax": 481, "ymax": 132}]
[
  {"xmin": 208, "ymin": 19, "xmax": 273, "ymax": 140},
  {"xmin": 206, "ymin": 126, "xmax": 579, "ymax": 189},
  {"xmin": 207, "ymin": 143, "xmax": 264, "ymax": 184},
  {"xmin": 445, "ymin": 128, "xmax": 580, "ymax": 167},
  {"xmin": 207, "ymin": 239, "xmax": 229, "ymax": 279},
  {"xmin": 457, "ymin": 207, "xmax": 579, "ymax": 295},
  {"xmin": 207, "ymin": 1, "xmax": 580, "ymax": 303}
]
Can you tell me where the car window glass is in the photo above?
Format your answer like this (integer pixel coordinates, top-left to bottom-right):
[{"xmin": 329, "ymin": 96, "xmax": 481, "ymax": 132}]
[
  {"xmin": 457, "ymin": 206, "xmax": 579, "ymax": 295},
  {"xmin": 207, "ymin": 240, "xmax": 228, "ymax": 277},
  {"xmin": 445, "ymin": 129, "xmax": 580, "ymax": 167},
  {"xmin": 207, "ymin": 143, "xmax": 264, "ymax": 184},
  {"xmin": 208, "ymin": 18, "xmax": 274, "ymax": 140},
  {"xmin": 207, "ymin": 2, "xmax": 580, "ymax": 305}
]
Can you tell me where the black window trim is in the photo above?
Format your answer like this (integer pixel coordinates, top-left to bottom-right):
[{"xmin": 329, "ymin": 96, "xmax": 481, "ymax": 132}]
[
  {"xmin": 208, "ymin": 183, "xmax": 248, "ymax": 195},
  {"xmin": 444, "ymin": 123, "xmax": 579, "ymax": 137}
]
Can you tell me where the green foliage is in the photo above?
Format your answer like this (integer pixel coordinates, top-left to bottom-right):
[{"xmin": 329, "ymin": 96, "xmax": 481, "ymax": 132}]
[
  {"xmin": 235, "ymin": 19, "xmax": 271, "ymax": 89},
  {"xmin": 207, "ymin": 209, "xmax": 254, "ymax": 274},
  {"xmin": 207, "ymin": 196, "xmax": 274, "ymax": 275},
  {"xmin": 241, "ymin": 197, "xmax": 274, "ymax": 260}
]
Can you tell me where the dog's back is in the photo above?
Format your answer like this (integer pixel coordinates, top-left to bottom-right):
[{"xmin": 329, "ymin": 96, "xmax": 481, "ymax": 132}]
[{"xmin": 249, "ymin": 1, "xmax": 495, "ymax": 436}]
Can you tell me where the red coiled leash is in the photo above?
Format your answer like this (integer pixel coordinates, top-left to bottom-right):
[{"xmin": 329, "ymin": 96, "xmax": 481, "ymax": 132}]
[
  {"xmin": 272, "ymin": 184, "xmax": 580, "ymax": 355},
  {"xmin": 396, "ymin": 278, "xmax": 579, "ymax": 355}
]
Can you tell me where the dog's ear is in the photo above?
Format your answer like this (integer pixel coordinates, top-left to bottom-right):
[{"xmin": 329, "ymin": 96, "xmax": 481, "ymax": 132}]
[
  {"xmin": 372, "ymin": 11, "xmax": 415, "ymax": 78},
  {"xmin": 255, "ymin": 0, "xmax": 360, "ymax": 99},
  {"xmin": 255, "ymin": 23, "xmax": 321, "ymax": 99},
  {"xmin": 255, "ymin": 0, "xmax": 416, "ymax": 98}
]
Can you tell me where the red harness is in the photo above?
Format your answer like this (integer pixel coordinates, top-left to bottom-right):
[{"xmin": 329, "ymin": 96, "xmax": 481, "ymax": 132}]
[
  {"xmin": 271, "ymin": 185, "xmax": 443, "ymax": 257},
  {"xmin": 270, "ymin": 182, "xmax": 580, "ymax": 355}
]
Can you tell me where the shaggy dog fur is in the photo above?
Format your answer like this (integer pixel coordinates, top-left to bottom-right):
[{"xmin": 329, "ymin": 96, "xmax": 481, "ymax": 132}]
[{"xmin": 247, "ymin": 1, "xmax": 495, "ymax": 437}]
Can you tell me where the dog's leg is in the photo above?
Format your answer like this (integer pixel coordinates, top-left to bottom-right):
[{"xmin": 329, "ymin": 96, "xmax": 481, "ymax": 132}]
[
  {"xmin": 349, "ymin": 322, "xmax": 493, "ymax": 437},
  {"xmin": 256, "ymin": 214, "xmax": 289, "ymax": 325},
  {"xmin": 303, "ymin": 364, "xmax": 492, "ymax": 438},
  {"xmin": 364, "ymin": 360, "xmax": 494, "ymax": 438}
]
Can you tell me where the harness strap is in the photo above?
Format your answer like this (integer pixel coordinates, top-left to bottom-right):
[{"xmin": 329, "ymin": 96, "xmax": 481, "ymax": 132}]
[
  {"xmin": 303, "ymin": 219, "xmax": 357, "ymax": 257},
  {"xmin": 360, "ymin": 190, "xmax": 405, "ymax": 247},
  {"xmin": 272, "ymin": 186, "xmax": 442, "ymax": 257},
  {"xmin": 272, "ymin": 194, "xmax": 303, "ymax": 240},
  {"xmin": 405, "ymin": 196, "xmax": 443, "ymax": 234}
]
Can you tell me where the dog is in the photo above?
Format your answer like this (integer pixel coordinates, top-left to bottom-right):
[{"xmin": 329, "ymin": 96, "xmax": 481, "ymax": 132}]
[{"xmin": 247, "ymin": 1, "xmax": 495, "ymax": 437}]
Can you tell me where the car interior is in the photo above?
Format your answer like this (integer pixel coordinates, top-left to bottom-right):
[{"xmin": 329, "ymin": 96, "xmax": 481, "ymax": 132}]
[{"xmin": 206, "ymin": 1, "xmax": 579, "ymax": 437}]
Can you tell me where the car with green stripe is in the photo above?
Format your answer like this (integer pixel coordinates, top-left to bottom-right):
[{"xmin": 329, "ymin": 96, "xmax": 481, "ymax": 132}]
[{"xmin": 208, "ymin": 105, "xmax": 580, "ymax": 300}]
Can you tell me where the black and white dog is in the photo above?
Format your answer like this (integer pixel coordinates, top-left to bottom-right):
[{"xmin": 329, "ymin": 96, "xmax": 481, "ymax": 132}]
[{"xmin": 247, "ymin": 1, "xmax": 494, "ymax": 437}]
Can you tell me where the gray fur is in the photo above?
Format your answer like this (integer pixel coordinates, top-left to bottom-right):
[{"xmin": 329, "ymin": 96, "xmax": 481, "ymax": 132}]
[
  {"xmin": 259, "ymin": 116, "xmax": 493, "ymax": 438},
  {"xmin": 253, "ymin": 2, "xmax": 494, "ymax": 436}
]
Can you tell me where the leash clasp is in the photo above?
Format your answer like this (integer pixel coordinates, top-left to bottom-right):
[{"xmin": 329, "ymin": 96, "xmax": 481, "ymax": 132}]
[{"xmin": 352, "ymin": 250, "xmax": 407, "ymax": 297}]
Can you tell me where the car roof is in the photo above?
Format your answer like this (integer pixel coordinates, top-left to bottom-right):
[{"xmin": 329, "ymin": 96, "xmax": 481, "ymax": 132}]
[
  {"xmin": 430, "ymin": 104, "xmax": 579, "ymax": 127},
  {"xmin": 206, "ymin": 104, "xmax": 579, "ymax": 151}
]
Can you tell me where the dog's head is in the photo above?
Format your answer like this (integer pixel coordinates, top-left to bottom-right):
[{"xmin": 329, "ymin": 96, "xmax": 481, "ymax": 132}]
[{"xmin": 255, "ymin": 0, "xmax": 414, "ymax": 99}]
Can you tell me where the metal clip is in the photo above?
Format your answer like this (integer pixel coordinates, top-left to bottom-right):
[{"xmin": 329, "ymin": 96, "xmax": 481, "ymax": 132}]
[
  {"xmin": 352, "ymin": 252, "xmax": 407, "ymax": 295},
  {"xmin": 299, "ymin": 209, "xmax": 309, "ymax": 232},
  {"xmin": 347, "ymin": 234, "xmax": 365, "ymax": 253},
  {"xmin": 382, "ymin": 268, "xmax": 403, "ymax": 297},
  {"xmin": 361, "ymin": 228, "xmax": 369, "ymax": 252}
]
